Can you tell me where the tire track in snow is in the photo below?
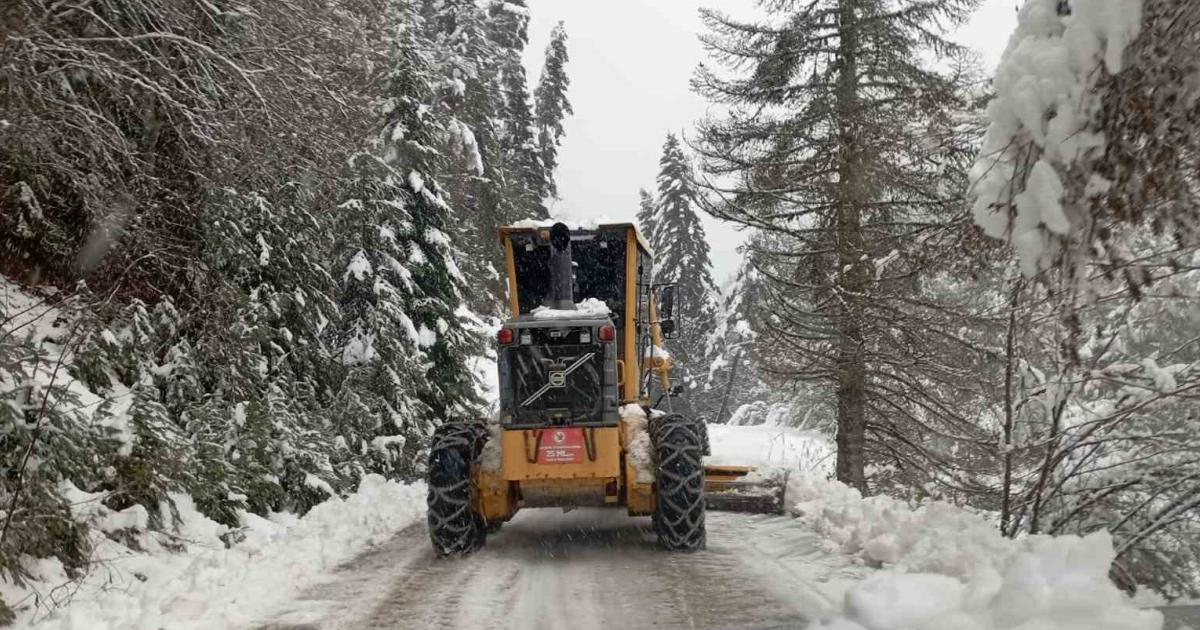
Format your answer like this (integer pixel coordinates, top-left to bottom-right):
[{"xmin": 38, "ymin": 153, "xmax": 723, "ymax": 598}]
[
  {"xmin": 704, "ymin": 512, "xmax": 864, "ymax": 618},
  {"xmin": 261, "ymin": 508, "xmax": 850, "ymax": 630},
  {"xmin": 258, "ymin": 522, "xmax": 433, "ymax": 630}
]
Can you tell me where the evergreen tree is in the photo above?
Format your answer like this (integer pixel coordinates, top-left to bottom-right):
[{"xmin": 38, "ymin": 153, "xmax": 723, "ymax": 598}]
[
  {"xmin": 0, "ymin": 316, "xmax": 103, "ymax": 584},
  {"xmin": 421, "ymin": 0, "xmax": 506, "ymax": 311},
  {"xmin": 332, "ymin": 4, "xmax": 483, "ymax": 478},
  {"xmin": 649, "ymin": 133, "xmax": 719, "ymax": 393},
  {"xmin": 534, "ymin": 21, "xmax": 573, "ymax": 199},
  {"xmin": 693, "ymin": 0, "xmax": 979, "ymax": 492},
  {"xmin": 636, "ymin": 188, "xmax": 657, "ymax": 243},
  {"xmin": 487, "ymin": 0, "xmax": 547, "ymax": 218},
  {"xmin": 201, "ymin": 185, "xmax": 345, "ymax": 511}
]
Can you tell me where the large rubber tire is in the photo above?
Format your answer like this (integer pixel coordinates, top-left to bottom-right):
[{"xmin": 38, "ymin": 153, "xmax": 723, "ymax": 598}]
[
  {"xmin": 695, "ymin": 419, "xmax": 711, "ymax": 457},
  {"xmin": 653, "ymin": 414, "xmax": 706, "ymax": 551},
  {"xmin": 426, "ymin": 422, "xmax": 487, "ymax": 556}
]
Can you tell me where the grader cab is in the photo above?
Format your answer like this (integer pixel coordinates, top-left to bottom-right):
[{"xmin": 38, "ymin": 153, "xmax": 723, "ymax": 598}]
[{"xmin": 425, "ymin": 221, "xmax": 785, "ymax": 555}]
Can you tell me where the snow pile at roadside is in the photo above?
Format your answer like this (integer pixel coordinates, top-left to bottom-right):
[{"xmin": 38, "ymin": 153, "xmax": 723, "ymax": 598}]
[
  {"xmin": 706, "ymin": 423, "xmax": 832, "ymax": 475},
  {"xmin": 530, "ymin": 297, "xmax": 610, "ymax": 320},
  {"xmin": 6, "ymin": 476, "xmax": 426, "ymax": 630},
  {"xmin": 794, "ymin": 477, "xmax": 1162, "ymax": 630}
]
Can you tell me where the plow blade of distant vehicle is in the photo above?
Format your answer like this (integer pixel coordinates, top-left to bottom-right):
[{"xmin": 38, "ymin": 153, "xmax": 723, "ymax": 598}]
[{"xmin": 703, "ymin": 465, "xmax": 789, "ymax": 514}]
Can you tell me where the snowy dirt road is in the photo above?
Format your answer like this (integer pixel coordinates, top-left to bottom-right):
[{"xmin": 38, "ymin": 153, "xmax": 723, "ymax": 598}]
[{"xmin": 259, "ymin": 508, "xmax": 858, "ymax": 630}]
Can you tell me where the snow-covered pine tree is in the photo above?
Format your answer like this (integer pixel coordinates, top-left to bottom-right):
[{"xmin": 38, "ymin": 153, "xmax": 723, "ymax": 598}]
[
  {"xmin": 197, "ymin": 180, "xmax": 358, "ymax": 517},
  {"xmin": 533, "ymin": 21, "xmax": 573, "ymax": 199},
  {"xmin": 693, "ymin": 0, "xmax": 980, "ymax": 492},
  {"xmin": 378, "ymin": 0, "xmax": 482, "ymax": 442},
  {"xmin": 332, "ymin": 3, "xmax": 483, "ymax": 479},
  {"xmin": 421, "ymin": 0, "xmax": 508, "ymax": 312},
  {"xmin": 487, "ymin": 0, "xmax": 548, "ymax": 219},
  {"xmin": 649, "ymin": 133, "xmax": 719, "ymax": 400},
  {"xmin": 636, "ymin": 188, "xmax": 657, "ymax": 244},
  {"xmin": 0, "ymin": 313, "xmax": 104, "ymax": 585}
]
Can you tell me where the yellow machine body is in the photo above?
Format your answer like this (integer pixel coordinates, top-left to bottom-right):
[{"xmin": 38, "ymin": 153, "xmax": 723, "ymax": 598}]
[
  {"xmin": 474, "ymin": 223, "xmax": 662, "ymax": 522},
  {"xmin": 472, "ymin": 222, "xmax": 782, "ymax": 527}
]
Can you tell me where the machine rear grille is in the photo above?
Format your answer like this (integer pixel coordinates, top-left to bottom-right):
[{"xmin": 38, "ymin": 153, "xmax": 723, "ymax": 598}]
[{"xmin": 508, "ymin": 342, "xmax": 605, "ymax": 425}]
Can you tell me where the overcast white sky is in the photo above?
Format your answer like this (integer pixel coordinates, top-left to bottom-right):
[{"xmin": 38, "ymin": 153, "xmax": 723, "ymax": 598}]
[{"xmin": 522, "ymin": 0, "xmax": 1021, "ymax": 286}]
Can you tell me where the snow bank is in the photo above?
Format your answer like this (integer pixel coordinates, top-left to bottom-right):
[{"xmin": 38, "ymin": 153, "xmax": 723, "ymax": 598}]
[
  {"xmin": 7, "ymin": 476, "xmax": 426, "ymax": 630},
  {"xmin": 706, "ymin": 423, "xmax": 833, "ymax": 475},
  {"xmin": 530, "ymin": 297, "xmax": 610, "ymax": 320},
  {"xmin": 793, "ymin": 477, "xmax": 1163, "ymax": 630}
]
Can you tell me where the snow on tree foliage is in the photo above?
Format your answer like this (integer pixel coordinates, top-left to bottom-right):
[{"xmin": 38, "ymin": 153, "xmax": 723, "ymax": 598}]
[
  {"xmin": 696, "ymin": 254, "xmax": 770, "ymax": 425},
  {"xmin": 534, "ymin": 21, "xmax": 573, "ymax": 199},
  {"xmin": 415, "ymin": 0, "xmax": 572, "ymax": 314},
  {"xmin": 967, "ymin": 0, "xmax": 1200, "ymax": 597},
  {"xmin": 970, "ymin": 0, "xmax": 1200, "ymax": 367},
  {"xmin": 648, "ymin": 133, "xmax": 719, "ymax": 404},
  {"xmin": 333, "ymin": 3, "xmax": 483, "ymax": 480},
  {"xmin": 487, "ymin": 0, "xmax": 549, "ymax": 219},
  {"xmin": 420, "ymin": 0, "xmax": 508, "ymax": 314},
  {"xmin": 971, "ymin": 0, "xmax": 1145, "ymax": 281},
  {"xmin": 636, "ymin": 188, "xmax": 658, "ymax": 245}
]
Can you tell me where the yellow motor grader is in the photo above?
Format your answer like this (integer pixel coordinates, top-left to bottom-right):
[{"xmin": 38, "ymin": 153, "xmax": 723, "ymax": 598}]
[{"xmin": 425, "ymin": 222, "xmax": 785, "ymax": 555}]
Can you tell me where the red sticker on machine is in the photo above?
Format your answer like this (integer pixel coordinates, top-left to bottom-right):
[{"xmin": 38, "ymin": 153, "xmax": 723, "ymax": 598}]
[{"xmin": 536, "ymin": 428, "xmax": 585, "ymax": 464}]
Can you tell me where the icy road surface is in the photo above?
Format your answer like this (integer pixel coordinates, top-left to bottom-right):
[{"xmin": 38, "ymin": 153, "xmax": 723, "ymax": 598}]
[{"xmin": 260, "ymin": 508, "xmax": 859, "ymax": 630}]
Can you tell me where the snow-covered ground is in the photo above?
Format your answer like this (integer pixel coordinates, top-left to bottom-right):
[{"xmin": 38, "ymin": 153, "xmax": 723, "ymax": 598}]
[
  {"xmin": 709, "ymin": 422, "xmax": 1163, "ymax": 630},
  {"xmin": 5, "ymin": 476, "xmax": 426, "ymax": 630},
  {"xmin": 790, "ymin": 477, "xmax": 1163, "ymax": 630},
  {"xmin": 706, "ymin": 421, "xmax": 834, "ymax": 475}
]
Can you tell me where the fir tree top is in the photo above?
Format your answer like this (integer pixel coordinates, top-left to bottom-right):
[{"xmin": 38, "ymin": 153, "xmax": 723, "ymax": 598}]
[
  {"xmin": 649, "ymin": 133, "xmax": 718, "ymax": 371},
  {"xmin": 379, "ymin": 8, "xmax": 443, "ymax": 177},
  {"xmin": 534, "ymin": 21, "xmax": 572, "ymax": 198},
  {"xmin": 636, "ymin": 188, "xmax": 657, "ymax": 245}
]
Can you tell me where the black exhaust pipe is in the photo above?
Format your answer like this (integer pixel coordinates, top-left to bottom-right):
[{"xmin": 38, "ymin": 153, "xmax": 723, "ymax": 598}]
[{"xmin": 547, "ymin": 222, "xmax": 575, "ymax": 310}]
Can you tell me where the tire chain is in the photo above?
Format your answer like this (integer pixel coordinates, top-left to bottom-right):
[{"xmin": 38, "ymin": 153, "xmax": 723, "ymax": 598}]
[
  {"xmin": 426, "ymin": 421, "xmax": 488, "ymax": 556},
  {"xmin": 651, "ymin": 414, "xmax": 707, "ymax": 551}
]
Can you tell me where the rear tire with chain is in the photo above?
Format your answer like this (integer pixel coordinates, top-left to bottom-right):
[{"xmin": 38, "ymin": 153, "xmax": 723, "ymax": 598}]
[
  {"xmin": 426, "ymin": 422, "xmax": 487, "ymax": 556},
  {"xmin": 652, "ymin": 414, "xmax": 706, "ymax": 551}
]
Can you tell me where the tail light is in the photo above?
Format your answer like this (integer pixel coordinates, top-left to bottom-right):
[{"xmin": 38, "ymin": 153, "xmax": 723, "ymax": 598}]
[
  {"xmin": 497, "ymin": 328, "xmax": 514, "ymax": 345},
  {"xmin": 598, "ymin": 325, "xmax": 615, "ymax": 342}
]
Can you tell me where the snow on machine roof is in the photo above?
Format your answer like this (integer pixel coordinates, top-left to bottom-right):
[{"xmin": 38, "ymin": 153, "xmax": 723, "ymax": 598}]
[{"xmin": 497, "ymin": 219, "xmax": 653, "ymax": 256}]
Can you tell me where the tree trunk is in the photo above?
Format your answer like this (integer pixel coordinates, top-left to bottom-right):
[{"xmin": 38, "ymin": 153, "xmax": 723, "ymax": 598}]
[
  {"xmin": 1000, "ymin": 280, "xmax": 1021, "ymax": 536},
  {"xmin": 832, "ymin": 0, "xmax": 868, "ymax": 494}
]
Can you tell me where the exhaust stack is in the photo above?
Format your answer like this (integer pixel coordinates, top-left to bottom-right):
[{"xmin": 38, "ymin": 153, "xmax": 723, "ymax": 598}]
[{"xmin": 547, "ymin": 222, "xmax": 575, "ymax": 310}]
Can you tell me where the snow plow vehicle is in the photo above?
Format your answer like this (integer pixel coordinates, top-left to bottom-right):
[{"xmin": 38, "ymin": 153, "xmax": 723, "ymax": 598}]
[{"xmin": 425, "ymin": 221, "xmax": 786, "ymax": 555}]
